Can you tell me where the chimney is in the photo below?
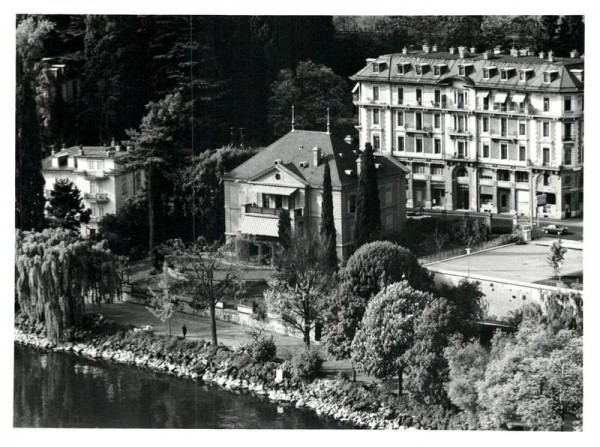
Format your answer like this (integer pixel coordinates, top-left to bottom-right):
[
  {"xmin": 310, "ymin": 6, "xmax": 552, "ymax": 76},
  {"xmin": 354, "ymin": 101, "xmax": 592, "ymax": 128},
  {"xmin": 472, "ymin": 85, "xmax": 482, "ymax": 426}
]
[
  {"xmin": 50, "ymin": 144, "xmax": 56, "ymax": 156},
  {"xmin": 356, "ymin": 155, "xmax": 363, "ymax": 176},
  {"xmin": 539, "ymin": 51, "xmax": 545, "ymax": 60},
  {"xmin": 402, "ymin": 47, "xmax": 408, "ymax": 55},
  {"xmin": 510, "ymin": 48, "xmax": 519, "ymax": 57},
  {"xmin": 570, "ymin": 49, "xmax": 580, "ymax": 58},
  {"xmin": 458, "ymin": 46, "xmax": 468, "ymax": 59},
  {"xmin": 449, "ymin": 47, "xmax": 456, "ymax": 55},
  {"xmin": 110, "ymin": 137, "xmax": 116, "ymax": 148},
  {"xmin": 482, "ymin": 50, "xmax": 491, "ymax": 60},
  {"xmin": 494, "ymin": 46, "xmax": 502, "ymax": 55},
  {"xmin": 312, "ymin": 146, "xmax": 322, "ymax": 167},
  {"xmin": 432, "ymin": 44, "xmax": 438, "ymax": 53},
  {"xmin": 344, "ymin": 135, "xmax": 353, "ymax": 145},
  {"xmin": 470, "ymin": 46, "xmax": 476, "ymax": 54},
  {"xmin": 548, "ymin": 50, "xmax": 554, "ymax": 62},
  {"xmin": 78, "ymin": 145, "xmax": 84, "ymax": 156},
  {"xmin": 62, "ymin": 143, "xmax": 66, "ymax": 149},
  {"xmin": 422, "ymin": 44, "xmax": 430, "ymax": 53}
]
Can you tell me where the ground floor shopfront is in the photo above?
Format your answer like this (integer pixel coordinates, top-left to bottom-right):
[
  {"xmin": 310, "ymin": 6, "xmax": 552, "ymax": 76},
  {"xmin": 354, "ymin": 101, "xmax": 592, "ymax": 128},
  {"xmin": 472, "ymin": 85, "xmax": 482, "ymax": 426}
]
[{"xmin": 402, "ymin": 159, "xmax": 582, "ymax": 219}]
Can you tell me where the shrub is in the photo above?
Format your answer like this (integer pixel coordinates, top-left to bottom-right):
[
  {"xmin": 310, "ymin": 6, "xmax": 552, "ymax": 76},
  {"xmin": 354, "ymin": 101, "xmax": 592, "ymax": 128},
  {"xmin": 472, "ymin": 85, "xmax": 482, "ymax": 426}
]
[
  {"xmin": 291, "ymin": 348, "xmax": 323, "ymax": 381},
  {"xmin": 249, "ymin": 335, "xmax": 277, "ymax": 363}
]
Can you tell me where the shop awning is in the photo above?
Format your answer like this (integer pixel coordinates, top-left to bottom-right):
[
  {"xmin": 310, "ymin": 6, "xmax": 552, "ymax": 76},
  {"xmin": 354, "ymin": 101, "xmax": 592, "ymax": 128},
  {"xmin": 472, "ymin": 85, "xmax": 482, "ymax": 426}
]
[
  {"xmin": 476, "ymin": 91, "xmax": 490, "ymax": 98},
  {"xmin": 249, "ymin": 185, "xmax": 297, "ymax": 196},
  {"xmin": 512, "ymin": 93, "xmax": 526, "ymax": 103},
  {"xmin": 494, "ymin": 92, "xmax": 508, "ymax": 103}
]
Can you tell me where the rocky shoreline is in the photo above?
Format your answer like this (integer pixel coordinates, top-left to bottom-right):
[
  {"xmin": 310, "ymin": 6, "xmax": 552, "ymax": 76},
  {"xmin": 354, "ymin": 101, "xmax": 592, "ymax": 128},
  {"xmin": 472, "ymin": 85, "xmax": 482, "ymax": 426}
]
[{"xmin": 14, "ymin": 325, "xmax": 414, "ymax": 430}]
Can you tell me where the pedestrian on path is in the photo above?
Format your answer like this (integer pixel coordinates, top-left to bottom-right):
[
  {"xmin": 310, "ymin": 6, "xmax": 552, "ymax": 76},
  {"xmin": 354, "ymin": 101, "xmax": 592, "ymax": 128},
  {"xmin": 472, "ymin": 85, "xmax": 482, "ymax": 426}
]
[{"xmin": 182, "ymin": 324, "xmax": 187, "ymax": 339}]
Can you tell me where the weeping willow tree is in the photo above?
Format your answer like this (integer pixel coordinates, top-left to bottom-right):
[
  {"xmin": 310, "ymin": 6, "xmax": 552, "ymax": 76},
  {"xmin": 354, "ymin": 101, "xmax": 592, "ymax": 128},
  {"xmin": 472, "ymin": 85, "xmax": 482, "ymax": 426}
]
[{"xmin": 15, "ymin": 228, "xmax": 119, "ymax": 343}]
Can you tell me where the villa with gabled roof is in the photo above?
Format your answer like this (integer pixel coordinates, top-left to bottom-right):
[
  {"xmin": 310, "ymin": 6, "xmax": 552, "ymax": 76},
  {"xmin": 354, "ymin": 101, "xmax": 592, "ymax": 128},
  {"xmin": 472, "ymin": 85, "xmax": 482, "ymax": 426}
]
[{"xmin": 223, "ymin": 129, "xmax": 409, "ymax": 261}]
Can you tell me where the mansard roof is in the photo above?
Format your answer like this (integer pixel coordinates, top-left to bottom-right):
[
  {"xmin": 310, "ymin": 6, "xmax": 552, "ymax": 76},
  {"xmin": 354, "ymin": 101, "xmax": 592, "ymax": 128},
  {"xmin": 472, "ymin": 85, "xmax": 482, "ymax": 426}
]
[{"xmin": 351, "ymin": 50, "xmax": 584, "ymax": 93}]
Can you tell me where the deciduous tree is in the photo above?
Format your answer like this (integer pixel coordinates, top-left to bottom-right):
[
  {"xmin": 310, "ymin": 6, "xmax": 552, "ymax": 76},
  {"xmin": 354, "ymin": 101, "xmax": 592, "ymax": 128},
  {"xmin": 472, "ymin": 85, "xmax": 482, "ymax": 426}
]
[
  {"xmin": 351, "ymin": 282, "xmax": 432, "ymax": 395},
  {"xmin": 265, "ymin": 233, "xmax": 334, "ymax": 348},
  {"xmin": 15, "ymin": 228, "xmax": 119, "ymax": 343},
  {"xmin": 323, "ymin": 241, "xmax": 432, "ymax": 359},
  {"xmin": 161, "ymin": 238, "xmax": 243, "ymax": 346},
  {"xmin": 547, "ymin": 239, "xmax": 567, "ymax": 281}
]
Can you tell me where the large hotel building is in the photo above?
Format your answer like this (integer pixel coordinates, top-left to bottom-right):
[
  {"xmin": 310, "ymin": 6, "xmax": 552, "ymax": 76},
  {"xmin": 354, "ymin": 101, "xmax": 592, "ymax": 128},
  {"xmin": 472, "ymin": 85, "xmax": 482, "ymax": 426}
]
[{"xmin": 350, "ymin": 45, "xmax": 584, "ymax": 219}]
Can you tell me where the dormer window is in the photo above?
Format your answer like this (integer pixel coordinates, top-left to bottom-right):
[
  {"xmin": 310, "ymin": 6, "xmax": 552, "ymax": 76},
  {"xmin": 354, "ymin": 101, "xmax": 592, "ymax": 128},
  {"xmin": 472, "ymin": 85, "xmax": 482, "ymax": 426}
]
[
  {"xmin": 415, "ymin": 65, "xmax": 422, "ymax": 76},
  {"xmin": 372, "ymin": 62, "xmax": 380, "ymax": 73},
  {"xmin": 433, "ymin": 63, "xmax": 446, "ymax": 77},
  {"xmin": 543, "ymin": 70, "xmax": 558, "ymax": 83},
  {"xmin": 397, "ymin": 61, "xmax": 410, "ymax": 75},
  {"xmin": 500, "ymin": 69, "xmax": 509, "ymax": 81},
  {"xmin": 483, "ymin": 68, "xmax": 490, "ymax": 79},
  {"xmin": 458, "ymin": 63, "xmax": 472, "ymax": 77},
  {"xmin": 518, "ymin": 68, "xmax": 533, "ymax": 82}
]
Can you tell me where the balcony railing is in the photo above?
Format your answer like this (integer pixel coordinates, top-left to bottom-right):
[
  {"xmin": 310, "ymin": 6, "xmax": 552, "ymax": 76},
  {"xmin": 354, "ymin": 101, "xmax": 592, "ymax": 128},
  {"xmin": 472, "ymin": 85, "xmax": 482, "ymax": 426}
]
[
  {"xmin": 83, "ymin": 170, "xmax": 108, "ymax": 180},
  {"xmin": 84, "ymin": 192, "xmax": 109, "ymax": 202},
  {"xmin": 244, "ymin": 204, "xmax": 304, "ymax": 218},
  {"xmin": 244, "ymin": 204, "xmax": 279, "ymax": 216},
  {"xmin": 562, "ymin": 134, "xmax": 574, "ymax": 142}
]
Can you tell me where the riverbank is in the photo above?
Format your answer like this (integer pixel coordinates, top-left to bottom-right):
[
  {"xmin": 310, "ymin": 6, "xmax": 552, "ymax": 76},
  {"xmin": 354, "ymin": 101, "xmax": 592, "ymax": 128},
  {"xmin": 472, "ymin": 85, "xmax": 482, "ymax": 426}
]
[{"xmin": 14, "ymin": 314, "xmax": 423, "ymax": 430}]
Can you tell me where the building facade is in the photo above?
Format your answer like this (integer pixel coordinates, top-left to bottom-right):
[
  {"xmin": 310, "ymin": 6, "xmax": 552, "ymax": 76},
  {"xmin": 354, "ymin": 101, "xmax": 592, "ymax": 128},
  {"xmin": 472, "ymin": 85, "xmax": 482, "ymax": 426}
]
[
  {"xmin": 351, "ymin": 45, "xmax": 584, "ymax": 219},
  {"xmin": 41, "ymin": 142, "xmax": 144, "ymax": 236},
  {"xmin": 223, "ymin": 129, "xmax": 409, "ymax": 261}
]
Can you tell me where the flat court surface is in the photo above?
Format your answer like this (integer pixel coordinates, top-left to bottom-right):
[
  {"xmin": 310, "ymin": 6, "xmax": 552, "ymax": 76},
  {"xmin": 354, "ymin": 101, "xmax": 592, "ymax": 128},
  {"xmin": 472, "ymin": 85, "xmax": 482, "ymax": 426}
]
[{"xmin": 427, "ymin": 239, "xmax": 583, "ymax": 284}]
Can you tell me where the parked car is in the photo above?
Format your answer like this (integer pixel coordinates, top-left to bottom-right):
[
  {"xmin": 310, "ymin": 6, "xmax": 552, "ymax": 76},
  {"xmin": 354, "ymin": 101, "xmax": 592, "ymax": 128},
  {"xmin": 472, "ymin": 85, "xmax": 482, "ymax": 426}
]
[{"xmin": 542, "ymin": 224, "xmax": 569, "ymax": 235}]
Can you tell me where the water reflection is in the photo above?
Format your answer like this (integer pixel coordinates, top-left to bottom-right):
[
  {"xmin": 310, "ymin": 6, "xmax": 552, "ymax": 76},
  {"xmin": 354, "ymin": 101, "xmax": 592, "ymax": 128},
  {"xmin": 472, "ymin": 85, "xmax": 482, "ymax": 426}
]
[{"xmin": 14, "ymin": 344, "xmax": 352, "ymax": 429}]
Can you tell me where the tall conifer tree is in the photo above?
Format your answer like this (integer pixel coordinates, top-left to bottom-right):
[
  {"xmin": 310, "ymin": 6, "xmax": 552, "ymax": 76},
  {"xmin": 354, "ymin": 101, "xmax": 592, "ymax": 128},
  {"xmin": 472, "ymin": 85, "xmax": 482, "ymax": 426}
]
[
  {"xmin": 353, "ymin": 142, "xmax": 381, "ymax": 249},
  {"xmin": 320, "ymin": 160, "xmax": 337, "ymax": 270},
  {"xmin": 16, "ymin": 59, "xmax": 46, "ymax": 231}
]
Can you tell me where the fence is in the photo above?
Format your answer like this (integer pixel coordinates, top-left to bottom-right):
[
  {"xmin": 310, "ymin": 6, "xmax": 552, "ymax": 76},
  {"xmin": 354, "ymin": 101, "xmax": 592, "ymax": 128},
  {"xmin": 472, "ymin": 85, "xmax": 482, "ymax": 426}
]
[
  {"xmin": 407, "ymin": 207, "xmax": 515, "ymax": 235},
  {"xmin": 419, "ymin": 233, "xmax": 516, "ymax": 265}
]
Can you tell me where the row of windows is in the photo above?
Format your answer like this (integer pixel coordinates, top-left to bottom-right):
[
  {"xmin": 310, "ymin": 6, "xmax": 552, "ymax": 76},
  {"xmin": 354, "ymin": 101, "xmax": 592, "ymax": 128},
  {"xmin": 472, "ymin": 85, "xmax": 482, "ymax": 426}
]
[
  {"xmin": 378, "ymin": 134, "xmax": 571, "ymax": 165},
  {"xmin": 371, "ymin": 108, "xmax": 575, "ymax": 140},
  {"xmin": 370, "ymin": 85, "xmax": 576, "ymax": 112}
]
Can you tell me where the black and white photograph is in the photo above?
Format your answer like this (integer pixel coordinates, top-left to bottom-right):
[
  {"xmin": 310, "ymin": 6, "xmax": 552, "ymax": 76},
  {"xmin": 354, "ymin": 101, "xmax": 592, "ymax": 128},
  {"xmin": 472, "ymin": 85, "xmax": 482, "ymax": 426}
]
[{"xmin": 4, "ymin": 1, "xmax": 599, "ymax": 444}]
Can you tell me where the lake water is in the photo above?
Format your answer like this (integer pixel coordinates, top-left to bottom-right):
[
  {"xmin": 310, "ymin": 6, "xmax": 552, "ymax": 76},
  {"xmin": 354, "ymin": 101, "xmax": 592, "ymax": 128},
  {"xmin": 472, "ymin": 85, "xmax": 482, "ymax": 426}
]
[{"xmin": 13, "ymin": 343, "xmax": 353, "ymax": 429}]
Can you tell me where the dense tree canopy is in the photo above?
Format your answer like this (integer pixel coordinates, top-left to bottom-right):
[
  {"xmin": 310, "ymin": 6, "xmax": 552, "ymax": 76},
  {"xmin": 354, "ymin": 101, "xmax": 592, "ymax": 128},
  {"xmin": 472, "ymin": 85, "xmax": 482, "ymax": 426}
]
[
  {"xmin": 268, "ymin": 60, "xmax": 350, "ymax": 138},
  {"xmin": 445, "ymin": 303, "xmax": 583, "ymax": 431},
  {"xmin": 323, "ymin": 241, "xmax": 432, "ymax": 359},
  {"xmin": 176, "ymin": 145, "xmax": 260, "ymax": 242}
]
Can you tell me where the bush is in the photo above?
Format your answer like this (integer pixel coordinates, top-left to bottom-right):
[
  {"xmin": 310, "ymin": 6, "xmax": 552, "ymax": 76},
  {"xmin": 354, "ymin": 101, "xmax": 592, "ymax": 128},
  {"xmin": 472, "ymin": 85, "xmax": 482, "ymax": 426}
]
[
  {"xmin": 249, "ymin": 335, "xmax": 277, "ymax": 363},
  {"xmin": 291, "ymin": 348, "xmax": 323, "ymax": 381}
]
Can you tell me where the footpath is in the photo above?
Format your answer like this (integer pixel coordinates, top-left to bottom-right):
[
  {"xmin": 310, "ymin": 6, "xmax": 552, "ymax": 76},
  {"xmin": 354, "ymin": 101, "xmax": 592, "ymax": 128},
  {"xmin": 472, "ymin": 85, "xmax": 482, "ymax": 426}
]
[{"xmin": 86, "ymin": 301, "xmax": 378, "ymax": 385}]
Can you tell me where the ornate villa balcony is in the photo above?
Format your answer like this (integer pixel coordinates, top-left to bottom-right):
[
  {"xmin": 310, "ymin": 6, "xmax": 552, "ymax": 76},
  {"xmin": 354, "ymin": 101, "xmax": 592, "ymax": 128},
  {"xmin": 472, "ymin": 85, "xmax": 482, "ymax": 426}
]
[{"xmin": 84, "ymin": 192, "xmax": 109, "ymax": 203}]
